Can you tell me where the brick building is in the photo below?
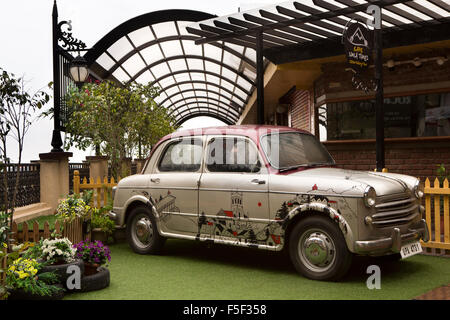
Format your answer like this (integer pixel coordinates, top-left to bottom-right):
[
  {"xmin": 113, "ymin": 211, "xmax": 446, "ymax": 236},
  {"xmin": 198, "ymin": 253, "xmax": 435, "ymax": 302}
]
[{"xmin": 236, "ymin": 31, "xmax": 450, "ymax": 182}]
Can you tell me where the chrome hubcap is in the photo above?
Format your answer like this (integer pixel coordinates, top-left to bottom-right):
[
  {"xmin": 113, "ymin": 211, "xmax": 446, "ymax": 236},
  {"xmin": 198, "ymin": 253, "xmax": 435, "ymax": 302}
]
[
  {"xmin": 132, "ymin": 215, "xmax": 153, "ymax": 248},
  {"xmin": 299, "ymin": 229, "xmax": 336, "ymax": 272}
]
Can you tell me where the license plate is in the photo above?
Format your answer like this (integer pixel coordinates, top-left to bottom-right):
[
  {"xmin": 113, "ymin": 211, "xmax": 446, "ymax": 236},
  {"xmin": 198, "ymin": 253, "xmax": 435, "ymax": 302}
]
[{"xmin": 400, "ymin": 241, "xmax": 422, "ymax": 259}]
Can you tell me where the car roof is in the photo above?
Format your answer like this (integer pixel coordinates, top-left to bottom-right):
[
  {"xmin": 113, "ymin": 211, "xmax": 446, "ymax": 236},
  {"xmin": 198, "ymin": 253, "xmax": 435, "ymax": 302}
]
[{"xmin": 159, "ymin": 125, "xmax": 311, "ymax": 142}]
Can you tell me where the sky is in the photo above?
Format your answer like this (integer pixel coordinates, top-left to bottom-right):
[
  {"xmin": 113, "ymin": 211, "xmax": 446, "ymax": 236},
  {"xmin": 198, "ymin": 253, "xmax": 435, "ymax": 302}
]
[{"xmin": 0, "ymin": 0, "xmax": 283, "ymax": 162}]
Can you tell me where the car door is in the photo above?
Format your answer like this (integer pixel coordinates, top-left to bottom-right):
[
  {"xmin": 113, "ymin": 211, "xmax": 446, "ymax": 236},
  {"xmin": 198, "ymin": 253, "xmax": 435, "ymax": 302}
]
[
  {"xmin": 198, "ymin": 135, "xmax": 270, "ymax": 245},
  {"xmin": 149, "ymin": 136, "xmax": 203, "ymax": 236}
]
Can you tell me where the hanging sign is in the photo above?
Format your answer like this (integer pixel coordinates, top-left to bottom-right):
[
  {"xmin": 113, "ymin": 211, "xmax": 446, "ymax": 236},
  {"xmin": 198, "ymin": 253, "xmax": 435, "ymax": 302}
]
[{"xmin": 343, "ymin": 21, "xmax": 372, "ymax": 71}]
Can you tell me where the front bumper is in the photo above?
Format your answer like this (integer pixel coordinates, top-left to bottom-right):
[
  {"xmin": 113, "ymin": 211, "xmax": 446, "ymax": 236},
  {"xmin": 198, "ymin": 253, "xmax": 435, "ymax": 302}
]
[
  {"xmin": 108, "ymin": 210, "xmax": 119, "ymax": 224},
  {"xmin": 354, "ymin": 219, "xmax": 429, "ymax": 255}
]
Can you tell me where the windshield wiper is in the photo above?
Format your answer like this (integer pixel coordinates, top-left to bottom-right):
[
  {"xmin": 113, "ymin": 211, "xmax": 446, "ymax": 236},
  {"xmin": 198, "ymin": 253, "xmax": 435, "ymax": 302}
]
[{"xmin": 279, "ymin": 162, "xmax": 332, "ymax": 172}]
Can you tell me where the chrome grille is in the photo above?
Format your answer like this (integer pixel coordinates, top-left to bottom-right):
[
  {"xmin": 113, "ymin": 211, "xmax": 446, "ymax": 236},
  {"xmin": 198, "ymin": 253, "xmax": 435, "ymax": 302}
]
[{"xmin": 372, "ymin": 194, "xmax": 419, "ymax": 228}]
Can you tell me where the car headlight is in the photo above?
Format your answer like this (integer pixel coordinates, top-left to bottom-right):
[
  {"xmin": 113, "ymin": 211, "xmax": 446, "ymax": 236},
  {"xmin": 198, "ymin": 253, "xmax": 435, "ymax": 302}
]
[
  {"xmin": 414, "ymin": 180, "xmax": 424, "ymax": 199},
  {"xmin": 364, "ymin": 186, "xmax": 376, "ymax": 207}
]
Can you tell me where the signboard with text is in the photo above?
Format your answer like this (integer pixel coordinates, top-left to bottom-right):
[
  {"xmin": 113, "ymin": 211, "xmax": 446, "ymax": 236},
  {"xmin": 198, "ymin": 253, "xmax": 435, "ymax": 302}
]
[{"xmin": 344, "ymin": 22, "xmax": 372, "ymax": 71}]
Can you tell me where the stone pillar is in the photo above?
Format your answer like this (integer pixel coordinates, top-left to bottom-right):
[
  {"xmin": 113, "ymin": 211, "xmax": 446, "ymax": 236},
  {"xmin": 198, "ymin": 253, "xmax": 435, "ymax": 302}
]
[
  {"xmin": 86, "ymin": 156, "xmax": 109, "ymax": 180},
  {"xmin": 134, "ymin": 159, "xmax": 147, "ymax": 174},
  {"xmin": 39, "ymin": 152, "xmax": 72, "ymax": 213}
]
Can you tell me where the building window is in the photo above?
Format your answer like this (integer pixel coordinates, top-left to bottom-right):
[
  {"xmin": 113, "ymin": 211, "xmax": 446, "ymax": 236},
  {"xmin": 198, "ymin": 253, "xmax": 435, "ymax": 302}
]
[{"xmin": 321, "ymin": 92, "xmax": 450, "ymax": 140}]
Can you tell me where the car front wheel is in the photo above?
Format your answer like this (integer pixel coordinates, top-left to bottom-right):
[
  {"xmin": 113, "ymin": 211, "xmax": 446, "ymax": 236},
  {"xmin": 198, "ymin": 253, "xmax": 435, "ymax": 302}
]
[
  {"xmin": 289, "ymin": 215, "xmax": 352, "ymax": 281},
  {"xmin": 126, "ymin": 206, "xmax": 166, "ymax": 254}
]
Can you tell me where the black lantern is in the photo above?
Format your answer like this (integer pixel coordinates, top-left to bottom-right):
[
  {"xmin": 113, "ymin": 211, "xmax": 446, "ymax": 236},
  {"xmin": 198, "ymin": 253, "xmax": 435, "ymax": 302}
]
[{"xmin": 69, "ymin": 55, "xmax": 89, "ymax": 84}]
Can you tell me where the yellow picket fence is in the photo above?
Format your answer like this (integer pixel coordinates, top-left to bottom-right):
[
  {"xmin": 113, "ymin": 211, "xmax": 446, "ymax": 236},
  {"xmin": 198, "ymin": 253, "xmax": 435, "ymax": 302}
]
[
  {"xmin": 421, "ymin": 178, "xmax": 450, "ymax": 252},
  {"xmin": 73, "ymin": 170, "xmax": 120, "ymax": 209}
]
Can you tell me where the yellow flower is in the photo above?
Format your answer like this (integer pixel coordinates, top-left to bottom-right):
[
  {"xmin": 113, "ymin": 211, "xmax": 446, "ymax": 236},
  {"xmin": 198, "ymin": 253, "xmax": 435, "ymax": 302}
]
[{"xmin": 2, "ymin": 242, "xmax": 7, "ymax": 248}]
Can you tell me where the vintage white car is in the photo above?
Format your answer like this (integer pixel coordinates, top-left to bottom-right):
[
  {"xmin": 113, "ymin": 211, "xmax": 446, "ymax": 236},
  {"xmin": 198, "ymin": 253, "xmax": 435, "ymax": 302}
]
[{"xmin": 109, "ymin": 125, "xmax": 429, "ymax": 281}]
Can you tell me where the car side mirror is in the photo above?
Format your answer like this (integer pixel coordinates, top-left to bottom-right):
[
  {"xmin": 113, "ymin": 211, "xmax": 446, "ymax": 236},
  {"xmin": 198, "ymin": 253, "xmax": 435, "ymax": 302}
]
[{"xmin": 250, "ymin": 160, "xmax": 262, "ymax": 173}]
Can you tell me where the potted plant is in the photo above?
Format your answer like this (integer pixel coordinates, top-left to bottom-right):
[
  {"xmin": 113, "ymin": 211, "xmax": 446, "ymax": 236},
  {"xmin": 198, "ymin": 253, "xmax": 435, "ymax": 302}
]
[
  {"xmin": 73, "ymin": 240, "xmax": 111, "ymax": 292},
  {"xmin": 5, "ymin": 257, "xmax": 64, "ymax": 300},
  {"xmin": 436, "ymin": 164, "xmax": 449, "ymax": 233},
  {"xmin": 56, "ymin": 191, "xmax": 93, "ymax": 242},
  {"xmin": 91, "ymin": 208, "xmax": 115, "ymax": 243}
]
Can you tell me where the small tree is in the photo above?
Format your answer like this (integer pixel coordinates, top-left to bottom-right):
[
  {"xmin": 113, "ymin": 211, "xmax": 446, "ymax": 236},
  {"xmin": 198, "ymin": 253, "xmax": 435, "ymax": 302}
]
[
  {"xmin": 64, "ymin": 80, "xmax": 177, "ymax": 179},
  {"xmin": 0, "ymin": 68, "xmax": 50, "ymax": 249}
]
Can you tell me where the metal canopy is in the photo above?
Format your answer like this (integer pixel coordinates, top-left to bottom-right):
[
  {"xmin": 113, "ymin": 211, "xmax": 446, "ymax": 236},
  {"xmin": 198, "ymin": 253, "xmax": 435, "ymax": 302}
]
[
  {"xmin": 186, "ymin": 0, "xmax": 450, "ymax": 64},
  {"xmin": 84, "ymin": 10, "xmax": 267, "ymax": 125}
]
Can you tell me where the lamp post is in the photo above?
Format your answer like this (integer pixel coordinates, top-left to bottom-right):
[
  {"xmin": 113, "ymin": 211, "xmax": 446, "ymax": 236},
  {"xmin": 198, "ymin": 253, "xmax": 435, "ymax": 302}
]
[{"xmin": 51, "ymin": 0, "xmax": 89, "ymax": 153}]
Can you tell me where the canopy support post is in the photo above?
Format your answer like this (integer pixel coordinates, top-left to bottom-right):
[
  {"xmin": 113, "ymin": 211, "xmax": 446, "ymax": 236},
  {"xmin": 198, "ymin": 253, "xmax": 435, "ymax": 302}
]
[
  {"xmin": 256, "ymin": 31, "xmax": 265, "ymax": 125},
  {"xmin": 374, "ymin": 11, "xmax": 385, "ymax": 172}
]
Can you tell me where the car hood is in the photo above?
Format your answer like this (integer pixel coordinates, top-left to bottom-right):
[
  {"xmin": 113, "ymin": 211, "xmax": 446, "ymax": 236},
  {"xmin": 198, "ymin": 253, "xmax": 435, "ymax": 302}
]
[{"xmin": 280, "ymin": 167, "xmax": 417, "ymax": 197}]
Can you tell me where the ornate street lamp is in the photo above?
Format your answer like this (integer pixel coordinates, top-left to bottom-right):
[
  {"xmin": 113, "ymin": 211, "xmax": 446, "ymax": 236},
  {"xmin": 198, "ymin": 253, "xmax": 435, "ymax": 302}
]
[
  {"xmin": 51, "ymin": 0, "xmax": 89, "ymax": 153},
  {"xmin": 69, "ymin": 55, "xmax": 89, "ymax": 86}
]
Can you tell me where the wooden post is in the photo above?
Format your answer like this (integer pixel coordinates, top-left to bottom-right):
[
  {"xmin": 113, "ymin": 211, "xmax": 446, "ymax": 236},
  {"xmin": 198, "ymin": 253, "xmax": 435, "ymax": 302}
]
[
  {"xmin": 434, "ymin": 178, "xmax": 441, "ymax": 243},
  {"xmin": 444, "ymin": 178, "xmax": 449, "ymax": 244},
  {"xmin": 23, "ymin": 222, "xmax": 29, "ymax": 243},
  {"xmin": 73, "ymin": 170, "xmax": 80, "ymax": 194},
  {"xmin": 96, "ymin": 177, "xmax": 101, "ymax": 209},
  {"xmin": 33, "ymin": 221, "xmax": 40, "ymax": 242},
  {"xmin": 43, "ymin": 221, "xmax": 50, "ymax": 239}
]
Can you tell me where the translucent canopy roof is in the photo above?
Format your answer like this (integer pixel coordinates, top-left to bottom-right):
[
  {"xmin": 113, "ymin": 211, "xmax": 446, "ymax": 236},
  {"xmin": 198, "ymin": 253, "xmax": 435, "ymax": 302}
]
[
  {"xmin": 187, "ymin": 0, "xmax": 450, "ymax": 64},
  {"xmin": 85, "ymin": 10, "xmax": 267, "ymax": 125}
]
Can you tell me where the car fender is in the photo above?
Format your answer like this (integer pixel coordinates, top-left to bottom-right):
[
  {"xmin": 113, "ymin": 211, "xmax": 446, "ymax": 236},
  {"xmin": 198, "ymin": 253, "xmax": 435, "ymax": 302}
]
[
  {"xmin": 122, "ymin": 193, "xmax": 166, "ymax": 236},
  {"xmin": 285, "ymin": 202, "xmax": 355, "ymax": 251}
]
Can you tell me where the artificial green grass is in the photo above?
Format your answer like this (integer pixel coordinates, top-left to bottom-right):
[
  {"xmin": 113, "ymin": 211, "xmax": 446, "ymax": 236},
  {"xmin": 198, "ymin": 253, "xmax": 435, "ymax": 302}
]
[
  {"xmin": 65, "ymin": 240, "xmax": 450, "ymax": 300},
  {"xmin": 17, "ymin": 215, "xmax": 57, "ymax": 231}
]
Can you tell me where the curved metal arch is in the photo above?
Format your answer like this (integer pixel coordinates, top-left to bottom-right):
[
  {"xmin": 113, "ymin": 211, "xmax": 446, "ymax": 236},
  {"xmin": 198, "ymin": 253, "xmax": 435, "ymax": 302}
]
[
  {"xmin": 175, "ymin": 107, "xmax": 239, "ymax": 124},
  {"xmin": 105, "ymin": 35, "xmax": 256, "ymax": 77},
  {"xmin": 160, "ymin": 88, "xmax": 246, "ymax": 107},
  {"xmin": 128, "ymin": 55, "xmax": 255, "ymax": 86},
  {"xmin": 163, "ymin": 90, "xmax": 243, "ymax": 113},
  {"xmin": 150, "ymin": 69, "xmax": 253, "ymax": 93},
  {"xmin": 166, "ymin": 95, "xmax": 242, "ymax": 113},
  {"xmin": 160, "ymin": 78, "xmax": 251, "ymax": 98},
  {"xmin": 169, "ymin": 101, "xmax": 240, "ymax": 119},
  {"xmin": 84, "ymin": 9, "xmax": 217, "ymax": 64},
  {"xmin": 176, "ymin": 112, "xmax": 234, "ymax": 126},
  {"xmin": 160, "ymin": 80, "xmax": 247, "ymax": 106}
]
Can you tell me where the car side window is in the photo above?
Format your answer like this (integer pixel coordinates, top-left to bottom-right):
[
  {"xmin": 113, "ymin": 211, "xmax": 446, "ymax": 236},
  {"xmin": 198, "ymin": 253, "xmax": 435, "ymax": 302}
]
[
  {"xmin": 206, "ymin": 137, "xmax": 261, "ymax": 173},
  {"xmin": 158, "ymin": 138, "xmax": 203, "ymax": 172}
]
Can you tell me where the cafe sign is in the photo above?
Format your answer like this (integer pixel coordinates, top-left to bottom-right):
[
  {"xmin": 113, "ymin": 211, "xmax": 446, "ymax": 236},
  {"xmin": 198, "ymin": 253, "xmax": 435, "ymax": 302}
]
[{"xmin": 343, "ymin": 22, "xmax": 372, "ymax": 71}]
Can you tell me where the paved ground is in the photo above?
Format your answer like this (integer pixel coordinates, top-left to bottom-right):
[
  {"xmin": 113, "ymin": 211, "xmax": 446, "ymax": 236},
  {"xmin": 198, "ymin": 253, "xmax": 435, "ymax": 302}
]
[{"xmin": 415, "ymin": 284, "xmax": 450, "ymax": 300}]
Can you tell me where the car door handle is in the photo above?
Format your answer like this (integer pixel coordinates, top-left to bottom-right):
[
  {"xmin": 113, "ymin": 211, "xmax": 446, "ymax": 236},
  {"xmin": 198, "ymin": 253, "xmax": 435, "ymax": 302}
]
[
  {"xmin": 150, "ymin": 178, "xmax": 160, "ymax": 184},
  {"xmin": 251, "ymin": 179, "xmax": 266, "ymax": 185}
]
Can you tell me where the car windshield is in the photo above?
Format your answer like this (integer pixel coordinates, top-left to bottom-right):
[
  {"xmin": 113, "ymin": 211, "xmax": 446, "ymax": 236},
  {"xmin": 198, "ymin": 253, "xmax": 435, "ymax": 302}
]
[{"xmin": 260, "ymin": 132, "xmax": 335, "ymax": 170}]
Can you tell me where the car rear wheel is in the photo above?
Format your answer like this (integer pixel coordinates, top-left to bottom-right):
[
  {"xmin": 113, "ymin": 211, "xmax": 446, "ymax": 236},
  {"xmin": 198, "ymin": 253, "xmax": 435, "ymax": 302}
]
[
  {"xmin": 126, "ymin": 206, "xmax": 166, "ymax": 254},
  {"xmin": 289, "ymin": 215, "xmax": 352, "ymax": 281}
]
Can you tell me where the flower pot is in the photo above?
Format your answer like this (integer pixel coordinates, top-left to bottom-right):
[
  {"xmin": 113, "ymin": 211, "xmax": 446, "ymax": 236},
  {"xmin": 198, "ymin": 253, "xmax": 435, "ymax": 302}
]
[
  {"xmin": 39, "ymin": 259, "xmax": 84, "ymax": 290},
  {"xmin": 7, "ymin": 284, "xmax": 64, "ymax": 300},
  {"xmin": 84, "ymin": 262, "xmax": 101, "ymax": 276},
  {"xmin": 91, "ymin": 228, "xmax": 109, "ymax": 243},
  {"xmin": 80, "ymin": 267, "xmax": 110, "ymax": 292}
]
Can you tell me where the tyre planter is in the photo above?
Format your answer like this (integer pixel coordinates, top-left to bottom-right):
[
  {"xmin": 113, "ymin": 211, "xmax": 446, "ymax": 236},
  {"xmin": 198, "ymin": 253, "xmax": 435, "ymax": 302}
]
[
  {"xmin": 80, "ymin": 267, "xmax": 110, "ymax": 292},
  {"xmin": 8, "ymin": 284, "xmax": 64, "ymax": 300},
  {"xmin": 39, "ymin": 259, "xmax": 85, "ymax": 290}
]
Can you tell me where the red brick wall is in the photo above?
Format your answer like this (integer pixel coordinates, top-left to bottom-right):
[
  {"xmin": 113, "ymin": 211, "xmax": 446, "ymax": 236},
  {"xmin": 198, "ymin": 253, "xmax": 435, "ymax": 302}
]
[
  {"xmin": 323, "ymin": 138, "xmax": 450, "ymax": 181},
  {"xmin": 284, "ymin": 90, "xmax": 311, "ymax": 132}
]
